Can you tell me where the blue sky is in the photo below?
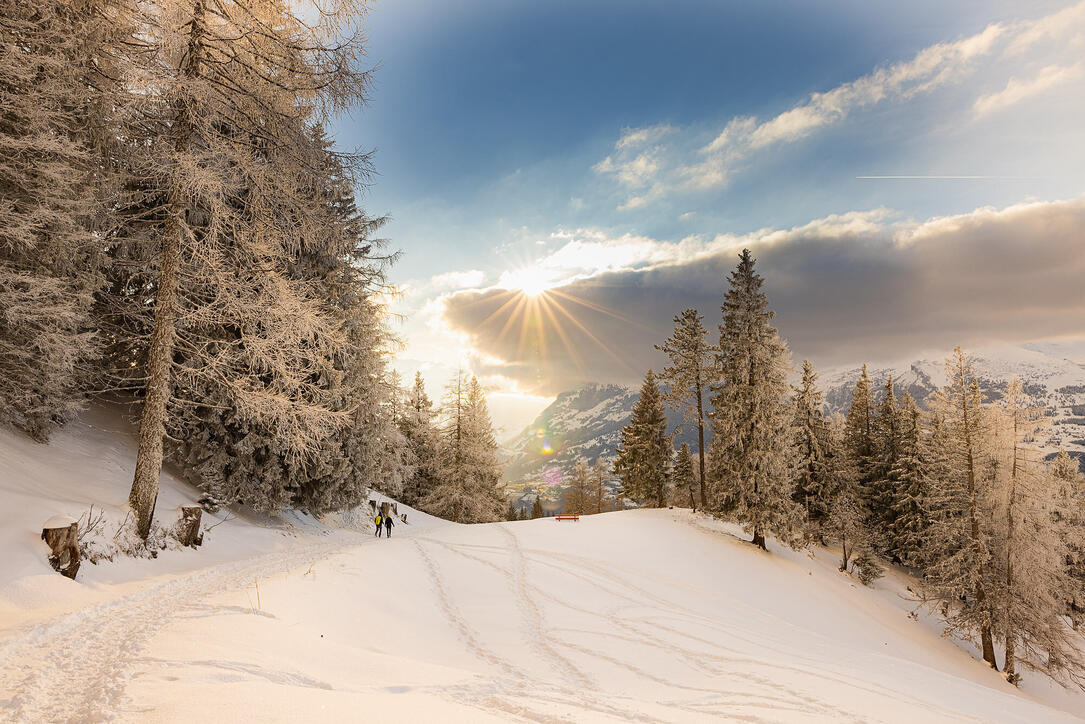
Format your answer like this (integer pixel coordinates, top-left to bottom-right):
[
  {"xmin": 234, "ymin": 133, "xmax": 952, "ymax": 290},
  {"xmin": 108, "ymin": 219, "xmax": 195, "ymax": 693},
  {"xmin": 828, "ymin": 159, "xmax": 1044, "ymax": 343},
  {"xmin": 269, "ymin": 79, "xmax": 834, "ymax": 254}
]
[{"xmin": 332, "ymin": 0, "xmax": 1085, "ymax": 435}]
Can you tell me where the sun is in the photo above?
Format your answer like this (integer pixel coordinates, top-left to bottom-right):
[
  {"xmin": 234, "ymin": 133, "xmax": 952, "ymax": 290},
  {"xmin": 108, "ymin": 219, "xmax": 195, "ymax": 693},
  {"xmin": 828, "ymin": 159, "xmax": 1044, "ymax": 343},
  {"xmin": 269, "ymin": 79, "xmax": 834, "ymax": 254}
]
[{"xmin": 498, "ymin": 266, "xmax": 558, "ymax": 297}]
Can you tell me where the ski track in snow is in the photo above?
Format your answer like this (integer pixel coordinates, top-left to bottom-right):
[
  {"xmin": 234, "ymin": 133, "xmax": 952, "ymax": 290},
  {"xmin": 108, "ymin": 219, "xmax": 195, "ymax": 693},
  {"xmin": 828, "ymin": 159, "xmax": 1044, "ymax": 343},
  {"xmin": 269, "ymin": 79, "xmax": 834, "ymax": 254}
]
[
  {"xmin": 0, "ymin": 535, "xmax": 358, "ymax": 723},
  {"xmin": 410, "ymin": 525, "xmax": 982, "ymax": 723}
]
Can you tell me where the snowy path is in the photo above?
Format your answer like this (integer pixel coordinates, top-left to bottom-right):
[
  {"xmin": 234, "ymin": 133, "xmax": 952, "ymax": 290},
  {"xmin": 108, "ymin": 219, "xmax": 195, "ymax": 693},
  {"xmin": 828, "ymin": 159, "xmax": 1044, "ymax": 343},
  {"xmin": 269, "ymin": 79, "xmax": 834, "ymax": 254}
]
[
  {"xmin": 0, "ymin": 533, "xmax": 363, "ymax": 723},
  {"xmin": 3, "ymin": 511, "xmax": 1083, "ymax": 722}
]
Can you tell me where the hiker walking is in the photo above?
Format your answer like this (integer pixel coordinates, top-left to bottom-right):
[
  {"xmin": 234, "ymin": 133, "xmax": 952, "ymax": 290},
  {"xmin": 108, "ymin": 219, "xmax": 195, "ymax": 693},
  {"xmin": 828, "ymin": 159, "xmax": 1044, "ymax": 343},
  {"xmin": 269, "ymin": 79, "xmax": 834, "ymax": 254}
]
[
  {"xmin": 384, "ymin": 513, "xmax": 395, "ymax": 538},
  {"xmin": 375, "ymin": 512, "xmax": 383, "ymax": 537}
]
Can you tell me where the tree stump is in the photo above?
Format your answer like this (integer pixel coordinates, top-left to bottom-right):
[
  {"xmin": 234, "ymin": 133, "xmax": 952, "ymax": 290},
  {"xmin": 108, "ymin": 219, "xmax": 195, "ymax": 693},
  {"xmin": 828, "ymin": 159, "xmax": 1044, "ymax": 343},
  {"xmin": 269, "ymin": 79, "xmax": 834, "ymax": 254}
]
[
  {"xmin": 400, "ymin": 513, "xmax": 407, "ymax": 524},
  {"xmin": 391, "ymin": 503, "xmax": 398, "ymax": 516},
  {"xmin": 41, "ymin": 516, "xmax": 79, "ymax": 579},
  {"xmin": 175, "ymin": 506, "xmax": 203, "ymax": 547}
]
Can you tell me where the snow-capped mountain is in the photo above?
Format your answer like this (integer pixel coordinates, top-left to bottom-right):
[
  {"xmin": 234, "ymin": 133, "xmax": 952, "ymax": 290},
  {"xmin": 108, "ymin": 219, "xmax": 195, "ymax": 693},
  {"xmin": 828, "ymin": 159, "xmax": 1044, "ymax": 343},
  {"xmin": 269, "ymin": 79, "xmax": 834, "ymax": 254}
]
[
  {"xmin": 502, "ymin": 342, "xmax": 1085, "ymax": 497},
  {"xmin": 502, "ymin": 383, "xmax": 706, "ymax": 507}
]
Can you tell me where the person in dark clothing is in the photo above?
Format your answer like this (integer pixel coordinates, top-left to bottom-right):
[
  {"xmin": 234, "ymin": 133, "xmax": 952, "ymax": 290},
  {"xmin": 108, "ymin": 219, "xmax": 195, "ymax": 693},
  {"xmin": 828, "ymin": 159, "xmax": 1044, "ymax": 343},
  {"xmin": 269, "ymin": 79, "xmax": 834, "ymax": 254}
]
[
  {"xmin": 375, "ymin": 513, "xmax": 383, "ymax": 537},
  {"xmin": 384, "ymin": 514, "xmax": 395, "ymax": 538}
]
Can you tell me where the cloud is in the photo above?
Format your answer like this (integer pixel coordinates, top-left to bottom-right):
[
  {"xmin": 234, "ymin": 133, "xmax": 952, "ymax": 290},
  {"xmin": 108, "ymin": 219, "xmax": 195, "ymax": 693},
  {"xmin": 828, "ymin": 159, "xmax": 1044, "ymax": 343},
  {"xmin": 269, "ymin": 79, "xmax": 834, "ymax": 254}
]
[
  {"xmin": 593, "ymin": 2, "xmax": 1085, "ymax": 207},
  {"xmin": 973, "ymin": 63, "xmax": 1084, "ymax": 116},
  {"xmin": 440, "ymin": 197, "xmax": 1085, "ymax": 393},
  {"xmin": 428, "ymin": 269, "xmax": 487, "ymax": 291}
]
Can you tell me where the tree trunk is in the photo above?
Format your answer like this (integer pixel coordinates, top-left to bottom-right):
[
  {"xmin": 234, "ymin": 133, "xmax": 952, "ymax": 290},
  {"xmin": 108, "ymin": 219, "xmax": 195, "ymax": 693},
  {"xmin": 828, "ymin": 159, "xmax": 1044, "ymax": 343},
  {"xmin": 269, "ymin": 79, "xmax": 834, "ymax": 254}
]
[
  {"xmin": 128, "ymin": 0, "xmax": 206, "ymax": 540},
  {"xmin": 1004, "ymin": 410, "xmax": 1020, "ymax": 682},
  {"xmin": 962, "ymin": 384, "xmax": 998, "ymax": 670},
  {"xmin": 840, "ymin": 531, "xmax": 849, "ymax": 572},
  {"xmin": 42, "ymin": 520, "xmax": 80, "ymax": 579},
  {"xmin": 752, "ymin": 528, "xmax": 766, "ymax": 550},
  {"xmin": 174, "ymin": 506, "xmax": 203, "ymax": 547}
]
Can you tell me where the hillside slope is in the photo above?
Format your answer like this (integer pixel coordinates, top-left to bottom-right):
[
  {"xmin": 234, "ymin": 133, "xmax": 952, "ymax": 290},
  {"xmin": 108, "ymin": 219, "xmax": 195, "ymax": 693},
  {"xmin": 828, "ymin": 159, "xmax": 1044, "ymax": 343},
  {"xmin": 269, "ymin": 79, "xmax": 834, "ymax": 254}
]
[{"xmin": 2, "ymin": 407, "xmax": 1085, "ymax": 721}]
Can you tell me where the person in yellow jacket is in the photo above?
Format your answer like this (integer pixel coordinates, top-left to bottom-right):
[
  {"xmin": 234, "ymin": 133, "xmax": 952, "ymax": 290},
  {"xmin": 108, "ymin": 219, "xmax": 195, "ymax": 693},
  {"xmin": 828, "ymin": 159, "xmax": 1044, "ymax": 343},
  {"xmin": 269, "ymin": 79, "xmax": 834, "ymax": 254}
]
[{"xmin": 375, "ymin": 513, "xmax": 383, "ymax": 537}]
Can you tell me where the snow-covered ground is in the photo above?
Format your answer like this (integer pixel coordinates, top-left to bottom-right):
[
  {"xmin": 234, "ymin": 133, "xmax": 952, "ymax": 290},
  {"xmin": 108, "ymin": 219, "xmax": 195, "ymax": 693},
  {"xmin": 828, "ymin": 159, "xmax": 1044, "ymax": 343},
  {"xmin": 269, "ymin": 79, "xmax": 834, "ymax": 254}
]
[{"xmin": 2, "ymin": 408, "xmax": 1084, "ymax": 722}]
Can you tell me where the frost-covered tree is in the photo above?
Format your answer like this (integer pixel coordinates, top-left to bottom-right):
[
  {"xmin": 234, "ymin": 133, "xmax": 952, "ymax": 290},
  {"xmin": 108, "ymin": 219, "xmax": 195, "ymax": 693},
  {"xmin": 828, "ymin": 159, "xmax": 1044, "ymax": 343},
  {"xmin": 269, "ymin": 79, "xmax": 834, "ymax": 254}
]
[
  {"xmin": 673, "ymin": 443, "xmax": 698, "ymax": 510},
  {"xmin": 1051, "ymin": 449, "xmax": 1085, "ymax": 629},
  {"xmin": 870, "ymin": 375, "xmax": 903, "ymax": 538},
  {"xmin": 791, "ymin": 360, "xmax": 832, "ymax": 533},
  {"xmin": 656, "ymin": 308, "xmax": 713, "ymax": 508},
  {"xmin": 824, "ymin": 414, "xmax": 879, "ymax": 582},
  {"xmin": 989, "ymin": 378, "xmax": 1084, "ymax": 686},
  {"xmin": 423, "ymin": 372, "xmax": 506, "ymax": 523},
  {"xmin": 844, "ymin": 365, "xmax": 877, "ymax": 520},
  {"xmin": 566, "ymin": 460, "xmax": 591, "ymax": 514},
  {"xmin": 106, "ymin": 0, "xmax": 378, "ymax": 536},
  {"xmin": 589, "ymin": 458, "xmax": 610, "ymax": 514},
  {"xmin": 0, "ymin": 1, "xmax": 105, "ymax": 440},
  {"xmin": 707, "ymin": 249, "xmax": 801, "ymax": 550},
  {"xmin": 613, "ymin": 370, "xmax": 670, "ymax": 507},
  {"xmin": 399, "ymin": 372, "xmax": 442, "ymax": 506},
  {"xmin": 922, "ymin": 347, "xmax": 999, "ymax": 670},
  {"xmin": 887, "ymin": 393, "xmax": 927, "ymax": 564}
]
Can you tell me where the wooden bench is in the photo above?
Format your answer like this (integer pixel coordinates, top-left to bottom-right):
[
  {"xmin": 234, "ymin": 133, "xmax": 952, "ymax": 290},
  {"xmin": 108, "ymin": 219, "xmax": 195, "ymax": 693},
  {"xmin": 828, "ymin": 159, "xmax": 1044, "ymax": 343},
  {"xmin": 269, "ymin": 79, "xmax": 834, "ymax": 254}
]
[{"xmin": 554, "ymin": 514, "xmax": 580, "ymax": 521}]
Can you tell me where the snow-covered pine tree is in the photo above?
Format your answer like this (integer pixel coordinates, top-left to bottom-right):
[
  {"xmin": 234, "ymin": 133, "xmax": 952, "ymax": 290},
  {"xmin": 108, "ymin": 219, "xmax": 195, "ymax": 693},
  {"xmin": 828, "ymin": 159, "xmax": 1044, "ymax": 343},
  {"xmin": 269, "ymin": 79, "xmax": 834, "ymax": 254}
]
[
  {"xmin": 870, "ymin": 375, "xmax": 903, "ymax": 541},
  {"xmin": 399, "ymin": 372, "xmax": 442, "ymax": 506},
  {"xmin": 824, "ymin": 413, "xmax": 879, "ymax": 582},
  {"xmin": 613, "ymin": 369, "xmax": 671, "ymax": 507},
  {"xmin": 673, "ymin": 443, "xmax": 698, "ymax": 510},
  {"xmin": 655, "ymin": 308, "xmax": 713, "ymax": 508},
  {"xmin": 843, "ymin": 365, "xmax": 877, "ymax": 523},
  {"xmin": 1051, "ymin": 449, "xmax": 1085, "ymax": 629},
  {"xmin": 707, "ymin": 249, "xmax": 801, "ymax": 550},
  {"xmin": 921, "ymin": 347, "xmax": 1000, "ymax": 670},
  {"xmin": 423, "ymin": 372, "xmax": 506, "ymax": 523},
  {"xmin": 887, "ymin": 393, "xmax": 928, "ymax": 564},
  {"xmin": 791, "ymin": 360, "xmax": 833, "ymax": 535},
  {"xmin": 990, "ymin": 378, "xmax": 1084, "ymax": 686},
  {"xmin": 0, "ymin": 1, "xmax": 105, "ymax": 440},
  {"xmin": 566, "ymin": 460, "xmax": 591, "ymax": 514},
  {"xmin": 107, "ymin": 0, "xmax": 376, "ymax": 536}
]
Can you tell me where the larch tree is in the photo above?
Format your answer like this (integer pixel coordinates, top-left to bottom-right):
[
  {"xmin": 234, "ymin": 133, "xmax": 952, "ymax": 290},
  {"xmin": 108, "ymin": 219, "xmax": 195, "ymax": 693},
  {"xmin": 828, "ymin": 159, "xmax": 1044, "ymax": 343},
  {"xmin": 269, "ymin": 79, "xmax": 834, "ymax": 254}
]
[
  {"xmin": 613, "ymin": 369, "xmax": 671, "ymax": 508},
  {"xmin": 990, "ymin": 377, "xmax": 1084, "ymax": 686},
  {"xmin": 655, "ymin": 308, "xmax": 713, "ymax": 509},
  {"xmin": 922, "ymin": 347, "xmax": 999, "ymax": 670},
  {"xmin": 1051, "ymin": 449, "xmax": 1085, "ymax": 629},
  {"xmin": 590, "ymin": 458, "xmax": 610, "ymax": 514},
  {"xmin": 791, "ymin": 360, "xmax": 832, "ymax": 535},
  {"xmin": 113, "ymin": 0, "xmax": 377, "ymax": 537},
  {"xmin": 566, "ymin": 460, "xmax": 591, "ymax": 514},
  {"xmin": 707, "ymin": 249, "xmax": 801, "ymax": 551},
  {"xmin": 0, "ymin": 1, "xmax": 104, "ymax": 440}
]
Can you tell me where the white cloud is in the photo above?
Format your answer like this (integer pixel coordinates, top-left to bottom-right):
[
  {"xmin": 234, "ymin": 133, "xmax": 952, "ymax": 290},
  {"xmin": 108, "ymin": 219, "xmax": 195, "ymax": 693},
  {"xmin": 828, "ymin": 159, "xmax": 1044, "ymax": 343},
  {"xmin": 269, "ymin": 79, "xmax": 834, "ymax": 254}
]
[
  {"xmin": 592, "ymin": 2, "xmax": 1085, "ymax": 207},
  {"xmin": 973, "ymin": 63, "xmax": 1084, "ymax": 117},
  {"xmin": 428, "ymin": 269, "xmax": 487, "ymax": 291}
]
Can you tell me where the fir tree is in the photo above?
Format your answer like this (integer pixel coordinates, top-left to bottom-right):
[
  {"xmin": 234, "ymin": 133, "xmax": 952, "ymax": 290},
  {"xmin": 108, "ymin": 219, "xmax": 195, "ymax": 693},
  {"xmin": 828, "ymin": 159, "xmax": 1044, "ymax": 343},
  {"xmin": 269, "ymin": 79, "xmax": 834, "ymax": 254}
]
[
  {"xmin": 590, "ymin": 458, "xmax": 610, "ymax": 514},
  {"xmin": 707, "ymin": 249, "xmax": 801, "ymax": 550},
  {"xmin": 422, "ymin": 373, "xmax": 506, "ymax": 523},
  {"xmin": 922, "ymin": 347, "xmax": 999, "ymax": 670},
  {"xmin": 399, "ymin": 372, "xmax": 442, "ymax": 506},
  {"xmin": 870, "ymin": 375, "xmax": 903, "ymax": 539},
  {"xmin": 887, "ymin": 393, "xmax": 927, "ymax": 564},
  {"xmin": 530, "ymin": 496, "xmax": 544, "ymax": 519},
  {"xmin": 791, "ymin": 360, "xmax": 832, "ymax": 533},
  {"xmin": 673, "ymin": 443, "xmax": 698, "ymax": 510},
  {"xmin": 613, "ymin": 370, "xmax": 671, "ymax": 507},
  {"xmin": 655, "ymin": 308, "xmax": 713, "ymax": 509},
  {"xmin": 1051, "ymin": 449, "xmax": 1085, "ymax": 629},
  {"xmin": 844, "ymin": 365, "xmax": 877, "ymax": 518}
]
